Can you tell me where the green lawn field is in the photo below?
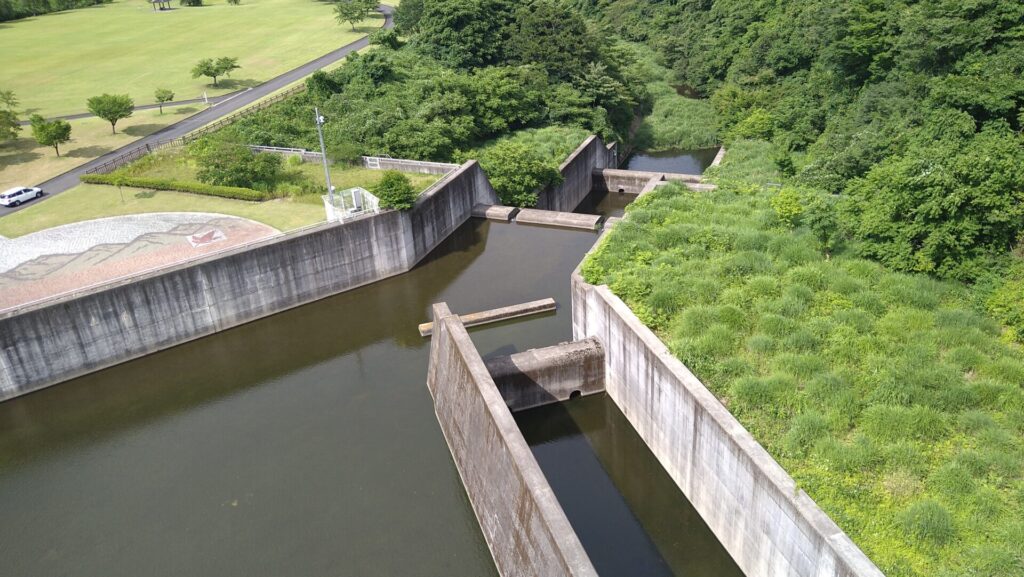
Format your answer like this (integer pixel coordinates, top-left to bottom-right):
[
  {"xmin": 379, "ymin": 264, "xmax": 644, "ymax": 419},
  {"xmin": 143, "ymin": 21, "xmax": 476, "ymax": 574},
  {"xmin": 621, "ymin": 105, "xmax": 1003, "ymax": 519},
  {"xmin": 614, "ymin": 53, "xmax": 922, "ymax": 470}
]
[
  {"xmin": 0, "ymin": 0, "xmax": 382, "ymax": 117},
  {"xmin": 0, "ymin": 103, "xmax": 200, "ymax": 190}
]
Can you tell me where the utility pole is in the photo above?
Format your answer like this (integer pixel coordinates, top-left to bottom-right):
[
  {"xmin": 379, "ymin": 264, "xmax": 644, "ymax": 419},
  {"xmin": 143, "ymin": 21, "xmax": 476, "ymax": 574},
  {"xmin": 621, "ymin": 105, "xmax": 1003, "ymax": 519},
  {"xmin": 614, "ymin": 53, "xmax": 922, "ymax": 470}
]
[{"xmin": 314, "ymin": 108, "xmax": 336, "ymax": 217}]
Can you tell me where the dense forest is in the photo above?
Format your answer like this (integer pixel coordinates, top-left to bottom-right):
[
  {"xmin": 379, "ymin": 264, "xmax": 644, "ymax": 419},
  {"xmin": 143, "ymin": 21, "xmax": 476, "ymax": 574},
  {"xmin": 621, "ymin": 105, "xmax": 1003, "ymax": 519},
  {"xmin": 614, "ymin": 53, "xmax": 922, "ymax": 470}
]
[
  {"xmin": 578, "ymin": 0, "xmax": 1024, "ymax": 281},
  {"xmin": 0, "ymin": 0, "xmax": 108, "ymax": 21}
]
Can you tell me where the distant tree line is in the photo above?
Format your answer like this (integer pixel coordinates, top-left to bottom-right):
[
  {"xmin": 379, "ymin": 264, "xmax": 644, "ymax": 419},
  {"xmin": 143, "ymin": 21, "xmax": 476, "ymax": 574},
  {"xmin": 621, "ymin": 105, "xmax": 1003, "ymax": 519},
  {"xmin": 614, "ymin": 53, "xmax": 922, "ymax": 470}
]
[{"xmin": 0, "ymin": 0, "xmax": 110, "ymax": 22}]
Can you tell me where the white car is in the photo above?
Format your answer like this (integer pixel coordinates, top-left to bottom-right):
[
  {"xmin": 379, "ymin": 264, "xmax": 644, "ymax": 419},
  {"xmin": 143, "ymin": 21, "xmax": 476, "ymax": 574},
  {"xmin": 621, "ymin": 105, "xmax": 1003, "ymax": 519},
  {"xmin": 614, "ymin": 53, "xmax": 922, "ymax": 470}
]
[{"xmin": 1, "ymin": 186, "xmax": 43, "ymax": 207}]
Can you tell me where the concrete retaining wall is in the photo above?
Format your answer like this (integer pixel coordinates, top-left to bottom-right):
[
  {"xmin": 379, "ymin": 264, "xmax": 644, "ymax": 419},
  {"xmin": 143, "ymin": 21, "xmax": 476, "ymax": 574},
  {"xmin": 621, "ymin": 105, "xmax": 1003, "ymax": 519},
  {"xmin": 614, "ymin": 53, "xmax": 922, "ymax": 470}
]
[
  {"xmin": 362, "ymin": 156, "xmax": 460, "ymax": 175},
  {"xmin": 536, "ymin": 136, "xmax": 617, "ymax": 212},
  {"xmin": 593, "ymin": 168, "xmax": 703, "ymax": 194},
  {"xmin": 0, "ymin": 162, "xmax": 497, "ymax": 401},
  {"xmin": 571, "ymin": 267, "xmax": 884, "ymax": 577},
  {"xmin": 485, "ymin": 338, "xmax": 605, "ymax": 412},
  {"xmin": 427, "ymin": 303, "xmax": 598, "ymax": 577}
]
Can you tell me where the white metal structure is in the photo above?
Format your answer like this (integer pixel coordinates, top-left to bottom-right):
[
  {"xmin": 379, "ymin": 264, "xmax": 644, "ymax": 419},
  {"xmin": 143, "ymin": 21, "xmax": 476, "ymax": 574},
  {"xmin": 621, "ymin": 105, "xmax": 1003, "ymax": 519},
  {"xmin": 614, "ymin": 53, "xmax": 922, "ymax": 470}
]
[{"xmin": 322, "ymin": 187, "xmax": 381, "ymax": 223}]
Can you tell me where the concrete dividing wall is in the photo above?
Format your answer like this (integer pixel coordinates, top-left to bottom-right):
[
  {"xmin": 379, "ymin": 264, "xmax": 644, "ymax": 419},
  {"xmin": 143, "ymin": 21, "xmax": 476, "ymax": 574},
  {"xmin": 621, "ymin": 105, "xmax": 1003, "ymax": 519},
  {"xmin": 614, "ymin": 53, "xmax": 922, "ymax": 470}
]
[
  {"xmin": 485, "ymin": 338, "xmax": 605, "ymax": 412},
  {"xmin": 0, "ymin": 161, "xmax": 497, "ymax": 401},
  {"xmin": 594, "ymin": 168, "xmax": 703, "ymax": 194},
  {"xmin": 571, "ymin": 269, "xmax": 884, "ymax": 577},
  {"xmin": 536, "ymin": 136, "xmax": 617, "ymax": 212},
  {"xmin": 426, "ymin": 303, "xmax": 598, "ymax": 577}
]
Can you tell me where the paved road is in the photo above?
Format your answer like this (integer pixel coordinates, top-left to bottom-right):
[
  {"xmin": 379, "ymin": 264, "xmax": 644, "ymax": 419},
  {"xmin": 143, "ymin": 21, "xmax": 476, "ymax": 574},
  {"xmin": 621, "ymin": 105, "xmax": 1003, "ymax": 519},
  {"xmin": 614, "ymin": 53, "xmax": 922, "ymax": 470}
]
[
  {"xmin": 1, "ymin": 5, "xmax": 393, "ymax": 218},
  {"xmin": 15, "ymin": 91, "xmax": 246, "ymax": 124}
]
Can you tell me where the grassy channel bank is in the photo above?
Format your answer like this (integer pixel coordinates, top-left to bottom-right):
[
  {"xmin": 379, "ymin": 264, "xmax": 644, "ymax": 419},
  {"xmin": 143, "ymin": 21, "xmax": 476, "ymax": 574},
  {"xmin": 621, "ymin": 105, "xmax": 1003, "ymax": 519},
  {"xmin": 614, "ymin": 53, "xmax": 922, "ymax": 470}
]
[{"xmin": 582, "ymin": 140, "xmax": 1024, "ymax": 577}]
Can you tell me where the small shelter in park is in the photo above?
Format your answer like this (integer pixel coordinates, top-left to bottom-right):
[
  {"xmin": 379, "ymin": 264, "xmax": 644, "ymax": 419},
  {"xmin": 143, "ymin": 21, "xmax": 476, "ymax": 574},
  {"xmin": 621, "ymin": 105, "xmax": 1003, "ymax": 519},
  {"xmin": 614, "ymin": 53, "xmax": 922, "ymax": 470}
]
[{"xmin": 150, "ymin": 0, "xmax": 172, "ymax": 10}]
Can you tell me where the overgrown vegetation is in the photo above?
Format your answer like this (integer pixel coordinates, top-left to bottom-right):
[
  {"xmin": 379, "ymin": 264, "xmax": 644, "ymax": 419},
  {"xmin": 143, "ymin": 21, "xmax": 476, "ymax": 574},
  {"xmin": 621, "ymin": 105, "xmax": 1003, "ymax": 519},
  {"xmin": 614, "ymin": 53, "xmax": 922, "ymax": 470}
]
[
  {"xmin": 213, "ymin": 0, "xmax": 649, "ymax": 170},
  {"xmin": 581, "ymin": 0, "xmax": 1024, "ymax": 282},
  {"xmin": 583, "ymin": 152, "xmax": 1024, "ymax": 576}
]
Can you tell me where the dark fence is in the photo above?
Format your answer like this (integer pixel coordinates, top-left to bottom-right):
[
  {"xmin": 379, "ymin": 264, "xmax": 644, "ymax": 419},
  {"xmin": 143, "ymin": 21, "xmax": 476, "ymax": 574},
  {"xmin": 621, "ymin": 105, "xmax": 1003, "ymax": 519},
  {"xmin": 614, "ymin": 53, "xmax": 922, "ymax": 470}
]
[{"xmin": 85, "ymin": 84, "xmax": 307, "ymax": 175}]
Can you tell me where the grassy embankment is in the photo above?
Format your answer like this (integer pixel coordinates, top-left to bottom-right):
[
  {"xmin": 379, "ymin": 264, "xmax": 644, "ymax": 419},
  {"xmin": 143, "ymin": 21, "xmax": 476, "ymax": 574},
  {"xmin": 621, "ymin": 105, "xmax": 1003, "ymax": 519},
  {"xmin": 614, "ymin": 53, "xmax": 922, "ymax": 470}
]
[
  {"xmin": 582, "ymin": 140, "xmax": 1024, "ymax": 576},
  {"xmin": 0, "ymin": 150, "xmax": 440, "ymax": 237}
]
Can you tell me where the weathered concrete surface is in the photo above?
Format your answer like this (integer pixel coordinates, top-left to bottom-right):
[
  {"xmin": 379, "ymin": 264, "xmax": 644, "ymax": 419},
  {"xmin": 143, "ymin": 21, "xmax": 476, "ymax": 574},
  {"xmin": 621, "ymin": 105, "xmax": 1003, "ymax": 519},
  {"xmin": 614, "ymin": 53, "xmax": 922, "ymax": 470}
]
[
  {"xmin": 0, "ymin": 161, "xmax": 498, "ymax": 401},
  {"xmin": 471, "ymin": 204, "xmax": 519, "ymax": 222},
  {"xmin": 571, "ymin": 261, "xmax": 884, "ymax": 577},
  {"xmin": 602, "ymin": 217, "xmax": 623, "ymax": 228},
  {"xmin": 418, "ymin": 297, "xmax": 556, "ymax": 337},
  {"xmin": 516, "ymin": 209, "xmax": 601, "ymax": 231},
  {"xmin": 361, "ymin": 156, "xmax": 459, "ymax": 175},
  {"xmin": 594, "ymin": 168, "xmax": 707, "ymax": 194},
  {"xmin": 536, "ymin": 135, "xmax": 617, "ymax": 212},
  {"xmin": 427, "ymin": 303, "xmax": 599, "ymax": 577},
  {"xmin": 485, "ymin": 337, "xmax": 605, "ymax": 412},
  {"xmin": 711, "ymin": 146, "xmax": 727, "ymax": 167}
]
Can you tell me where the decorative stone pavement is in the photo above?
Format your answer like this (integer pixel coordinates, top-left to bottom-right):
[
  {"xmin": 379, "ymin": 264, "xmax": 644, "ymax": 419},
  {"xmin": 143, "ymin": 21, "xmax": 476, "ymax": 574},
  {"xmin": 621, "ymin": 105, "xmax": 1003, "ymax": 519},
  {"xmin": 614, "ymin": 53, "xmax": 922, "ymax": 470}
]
[{"xmin": 0, "ymin": 213, "xmax": 279, "ymax": 311}]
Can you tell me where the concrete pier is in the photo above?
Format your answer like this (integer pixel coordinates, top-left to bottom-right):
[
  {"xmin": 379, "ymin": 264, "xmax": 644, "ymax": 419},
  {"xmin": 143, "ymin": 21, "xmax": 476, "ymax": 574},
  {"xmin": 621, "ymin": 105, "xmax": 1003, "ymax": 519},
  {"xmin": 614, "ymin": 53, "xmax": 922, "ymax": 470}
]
[
  {"xmin": 472, "ymin": 204, "xmax": 519, "ymax": 222},
  {"xmin": 485, "ymin": 338, "xmax": 605, "ymax": 412},
  {"xmin": 427, "ymin": 302, "xmax": 599, "ymax": 577},
  {"xmin": 515, "ymin": 209, "xmax": 602, "ymax": 231},
  {"xmin": 418, "ymin": 297, "xmax": 556, "ymax": 337}
]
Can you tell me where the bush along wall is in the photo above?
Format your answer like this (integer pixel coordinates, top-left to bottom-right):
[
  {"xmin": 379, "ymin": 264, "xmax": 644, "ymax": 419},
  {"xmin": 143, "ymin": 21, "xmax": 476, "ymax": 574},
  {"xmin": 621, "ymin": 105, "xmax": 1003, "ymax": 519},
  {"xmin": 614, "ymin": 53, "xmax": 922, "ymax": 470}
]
[{"xmin": 80, "ymin": 174, "xmax": 271, "ymax": 201}]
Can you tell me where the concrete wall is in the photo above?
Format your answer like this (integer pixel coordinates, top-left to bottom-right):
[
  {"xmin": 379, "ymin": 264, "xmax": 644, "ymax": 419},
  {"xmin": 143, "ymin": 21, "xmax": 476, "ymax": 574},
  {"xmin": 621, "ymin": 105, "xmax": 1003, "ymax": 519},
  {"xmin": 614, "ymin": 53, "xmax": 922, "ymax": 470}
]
[
  {"xmin": 0, "ymin": 161, "xmax": 497, "ymax": 401},
  {"xmin": 594, "ymin": 168, "xmax": 703, "ymax": 194},
  {"xmin": 362, "ymin": 156, "xmax": 460, "ymax": 175},
  {"xmin": 485, "ymin": 338, "xmax": 605, "ymax": 412},
  {"xmin": 571, "ymin": 269, "xmax": 884, "ymax": 577},
  {"xmin": 426, "ymin": 303, "xmax": 598, "ymax": 577},
  {"xmin": 536, "ymin": 136, "xmax": 617, "ymax": 212}
]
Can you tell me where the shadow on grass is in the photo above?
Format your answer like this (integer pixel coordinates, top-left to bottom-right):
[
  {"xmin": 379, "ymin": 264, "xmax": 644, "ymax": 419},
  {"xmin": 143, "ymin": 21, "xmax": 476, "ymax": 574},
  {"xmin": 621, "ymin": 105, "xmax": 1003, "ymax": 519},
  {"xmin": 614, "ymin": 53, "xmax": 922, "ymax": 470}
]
[
  {"xmin": 134, "ymin": 190, "xmax": 157, "ymax": 199},
  {"xmin": 66, "ymin": 145, "xmax": 113, "ymax": 158},
  {"xmin": 123, "ymin": 124, "xmax": 166, "ymax": 137},
  {"xmin": 173, "ymin": 106, "xmax": 199, "ymax": 115},
  {"xmin": 0, "ymin": 139, "xmax": 43, "ymax": 166},
  {"xmin": 216, "ymin": 78, "xmax": 260, "ymax": 90}
]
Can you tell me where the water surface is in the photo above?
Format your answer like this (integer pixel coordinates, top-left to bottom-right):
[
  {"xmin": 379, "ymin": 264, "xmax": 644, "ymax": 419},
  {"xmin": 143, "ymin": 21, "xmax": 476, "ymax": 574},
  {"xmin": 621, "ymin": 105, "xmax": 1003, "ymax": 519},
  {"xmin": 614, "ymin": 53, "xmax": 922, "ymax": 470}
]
[
  {"xmin": 625, "ymin": 148, "xmax": 718, "ymax": 174},
  {"xmin": 0, "ymin": 220, "xmax": 595, "ymax": 577}
]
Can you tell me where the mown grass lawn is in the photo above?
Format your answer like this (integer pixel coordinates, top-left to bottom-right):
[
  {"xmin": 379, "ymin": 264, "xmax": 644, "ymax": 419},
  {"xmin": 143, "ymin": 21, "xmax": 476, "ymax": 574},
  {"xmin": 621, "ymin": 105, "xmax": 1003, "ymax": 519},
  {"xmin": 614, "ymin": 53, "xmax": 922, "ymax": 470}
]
[
  {"xmin": 0, "ymin": 0, "xmax": 382, "ymax": 117},
  {"xmin": 0, "ymin": 183, "xmax": 325, "ymax": 236},
  {"xmin": 583, "ymin": 140, "xmax": 1024, "ymax": 577},
  {"xmin": 0, "ymin": 103, "xmax": 200, "ymax": 190}
]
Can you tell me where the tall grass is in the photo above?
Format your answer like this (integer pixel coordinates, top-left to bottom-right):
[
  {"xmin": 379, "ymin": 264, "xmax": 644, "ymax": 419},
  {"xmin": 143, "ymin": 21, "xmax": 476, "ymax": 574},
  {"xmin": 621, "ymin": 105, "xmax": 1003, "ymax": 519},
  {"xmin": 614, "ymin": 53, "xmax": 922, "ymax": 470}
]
[
  {"xmin": 582, "ymin": 173, "xmax": 1024, "ymax": 576},
  {"xmin": 461, "ymin": 126, "xmax": 590, "ymax": 166}
]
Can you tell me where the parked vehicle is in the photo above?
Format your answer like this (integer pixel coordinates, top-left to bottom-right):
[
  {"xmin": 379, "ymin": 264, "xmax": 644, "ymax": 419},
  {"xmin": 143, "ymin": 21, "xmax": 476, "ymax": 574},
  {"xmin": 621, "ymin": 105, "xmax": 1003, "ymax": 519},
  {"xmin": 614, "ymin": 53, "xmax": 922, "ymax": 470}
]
[{"xmin": 0, "ymin": 187, "xmax": 43, "ymax": 207}]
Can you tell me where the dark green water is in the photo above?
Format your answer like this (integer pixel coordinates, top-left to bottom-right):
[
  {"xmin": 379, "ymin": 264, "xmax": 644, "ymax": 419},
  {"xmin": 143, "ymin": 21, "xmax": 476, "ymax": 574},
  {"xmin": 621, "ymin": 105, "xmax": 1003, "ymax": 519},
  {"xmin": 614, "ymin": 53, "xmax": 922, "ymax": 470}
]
[{"xmin": 0, "ymin": 218, "xmax": 740, "ymax": 576}]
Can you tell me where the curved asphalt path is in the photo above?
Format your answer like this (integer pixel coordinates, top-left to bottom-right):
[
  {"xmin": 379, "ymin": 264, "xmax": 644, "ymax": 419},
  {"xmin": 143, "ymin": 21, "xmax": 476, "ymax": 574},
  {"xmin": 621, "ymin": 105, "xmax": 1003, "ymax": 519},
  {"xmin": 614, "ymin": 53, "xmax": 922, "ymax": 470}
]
[{"xmin": 1, "ymin": 5, "xmax": 393, "ymax": 218}]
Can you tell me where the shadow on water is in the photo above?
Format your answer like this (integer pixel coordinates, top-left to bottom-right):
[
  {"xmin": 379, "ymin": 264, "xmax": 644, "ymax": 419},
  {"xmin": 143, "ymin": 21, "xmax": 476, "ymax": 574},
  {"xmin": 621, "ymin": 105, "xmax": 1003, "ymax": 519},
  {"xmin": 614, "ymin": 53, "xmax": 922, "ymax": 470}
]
[{"xmin": 517, "ymin": 394, "xmax": 745, "ymax": 577}]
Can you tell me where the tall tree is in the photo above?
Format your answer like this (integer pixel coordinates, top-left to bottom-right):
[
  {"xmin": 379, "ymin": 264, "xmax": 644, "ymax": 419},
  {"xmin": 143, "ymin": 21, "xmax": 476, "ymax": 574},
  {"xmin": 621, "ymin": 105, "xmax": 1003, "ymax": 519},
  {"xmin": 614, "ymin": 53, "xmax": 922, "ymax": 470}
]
[
  {"xmin": 334, "ymin": 0, "xmax": 368, "ymax": 31},
  {"xmin": 154, "ymin": 88, "xmax": 174, "ymax": 114},
  {"xmin": 192, "ymin": 57, "xmax": 240, "ymax": 87},
  {"xmin": 214, "ymin": 57, "xmax": 240, "ymax": 81},
  {"xmin": 87, "ymin": 94, "xmax": 134, "ymax": 134},
  {"xmin": 29, "ymin": 114, "xmax": 72, "ymax": 156}
]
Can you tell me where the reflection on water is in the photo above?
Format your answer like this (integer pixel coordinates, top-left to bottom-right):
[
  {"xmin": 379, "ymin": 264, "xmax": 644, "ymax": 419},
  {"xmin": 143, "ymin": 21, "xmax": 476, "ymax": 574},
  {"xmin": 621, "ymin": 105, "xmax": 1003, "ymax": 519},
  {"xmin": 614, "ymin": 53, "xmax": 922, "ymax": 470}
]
[
  {"xmin": 517, "ymin": 394, "xmax": 745, "ymax": 577},
  {"xmin": 574, "ymin": 189, "xmax": 635, "ymax": 219},
  {"xmin": 0, "ymin": 220, "xmax": 596, "ymax": 577},
  {"xmin": 625, "ymin": 148, "xmax": 719, "ymax": 174}
]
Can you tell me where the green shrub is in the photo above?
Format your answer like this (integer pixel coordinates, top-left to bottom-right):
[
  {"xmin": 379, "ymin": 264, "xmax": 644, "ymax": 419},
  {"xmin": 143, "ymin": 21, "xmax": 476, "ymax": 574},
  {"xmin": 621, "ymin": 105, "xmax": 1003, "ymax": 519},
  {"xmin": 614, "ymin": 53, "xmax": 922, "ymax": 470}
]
[
  {"xmin": 191, "ymin": 140, "xmax": 283, "ymax": 191},
  {"xmin": 987, "ymin": 278, "xmax": 1024, "ymax": 344},
  {"xmin": 370, "ymin": 170, "xmax": 418, "ymax": 210},
  {"xmin": 476, "ymin": 140, "xmax": 562, "ymax": 207},
  {"xmin": 80, "ymin": 174, "xmax": 269, "ymax": 201},
  {"xmin": 899, "ymin": 500, "xmax": 955, "ymax": 545}
]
